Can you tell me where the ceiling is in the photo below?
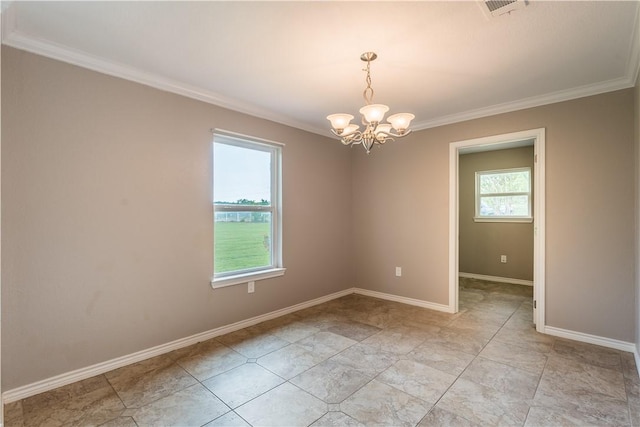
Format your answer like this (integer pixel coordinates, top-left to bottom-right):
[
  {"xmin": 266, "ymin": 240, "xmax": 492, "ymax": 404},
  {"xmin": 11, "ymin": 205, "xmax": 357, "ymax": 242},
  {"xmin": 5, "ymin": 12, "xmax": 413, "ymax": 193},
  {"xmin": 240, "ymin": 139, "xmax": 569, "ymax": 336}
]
[{"xmin": 2, "ymin": 1, "xmax": 639, "ymax": 137}]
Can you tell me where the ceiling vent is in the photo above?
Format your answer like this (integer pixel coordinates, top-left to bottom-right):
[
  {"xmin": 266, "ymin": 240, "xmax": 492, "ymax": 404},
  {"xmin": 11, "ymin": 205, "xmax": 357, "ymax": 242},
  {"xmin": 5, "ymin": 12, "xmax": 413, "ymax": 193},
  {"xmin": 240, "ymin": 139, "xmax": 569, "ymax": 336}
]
[{"xmin": 479, "ymin": 0, "xmax": 527, "ymax": 18}]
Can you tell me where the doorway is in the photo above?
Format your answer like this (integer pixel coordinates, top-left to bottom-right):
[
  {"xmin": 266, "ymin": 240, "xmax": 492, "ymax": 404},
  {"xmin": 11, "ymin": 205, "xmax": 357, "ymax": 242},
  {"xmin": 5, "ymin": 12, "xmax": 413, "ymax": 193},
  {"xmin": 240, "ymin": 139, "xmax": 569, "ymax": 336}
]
[{"xmin": 448, "ymin": 128, "xmax": 545, "ymax": 332}]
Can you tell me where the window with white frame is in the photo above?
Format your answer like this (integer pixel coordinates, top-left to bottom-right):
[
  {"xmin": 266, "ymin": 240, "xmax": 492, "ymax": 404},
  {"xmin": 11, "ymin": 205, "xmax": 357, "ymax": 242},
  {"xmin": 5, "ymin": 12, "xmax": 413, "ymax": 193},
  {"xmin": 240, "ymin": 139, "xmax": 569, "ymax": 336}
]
[
  {"xmin": 475, "ymin": 167, "xmax": 532, "ymax": 222},
  {"xmin": 212, "ymin": 132, "xmax": 284, "ymax": 288}
]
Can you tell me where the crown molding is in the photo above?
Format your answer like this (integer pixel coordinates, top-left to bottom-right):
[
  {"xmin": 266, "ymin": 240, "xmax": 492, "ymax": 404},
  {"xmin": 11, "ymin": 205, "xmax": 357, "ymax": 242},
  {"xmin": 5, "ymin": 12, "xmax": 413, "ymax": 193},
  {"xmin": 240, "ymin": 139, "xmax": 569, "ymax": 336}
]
[
  {"xmin": 2, "ymin": 5, "xmax": 639, "ymax": 137},
  {"xmin": 414, "ymin": 2, "xmax": 640, "ymax": 131},
  {"xmin": 412, "ymin": 74, "xmax": 636, "ymax": 131},
  {"xmin": 1, "ymin": 24, "xmax": 327, "ymax": 137}
]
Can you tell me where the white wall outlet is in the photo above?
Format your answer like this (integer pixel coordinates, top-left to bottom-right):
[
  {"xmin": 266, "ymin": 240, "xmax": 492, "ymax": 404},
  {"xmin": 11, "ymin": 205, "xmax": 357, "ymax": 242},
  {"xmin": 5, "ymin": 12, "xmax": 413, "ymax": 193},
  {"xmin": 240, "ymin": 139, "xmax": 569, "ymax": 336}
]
[
  {"xmin": 248, "ymin": 281, "xmax": 255, "ymax": 293},
  {"xmin": 500, "ymin": 255, "xmax": 507, "ymax": 263},
  {"xmin": 395, "ymin": 267, "xmax": 402, "ymax": 277}
]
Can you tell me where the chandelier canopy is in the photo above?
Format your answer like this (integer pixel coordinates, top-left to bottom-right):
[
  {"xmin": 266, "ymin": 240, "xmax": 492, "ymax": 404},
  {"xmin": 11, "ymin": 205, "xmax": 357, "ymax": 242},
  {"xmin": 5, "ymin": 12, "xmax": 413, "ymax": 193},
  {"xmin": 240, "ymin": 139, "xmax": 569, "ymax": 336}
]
[{"xmin": 327, "ymin": 52, "xmax": 415, "ymax": 154}]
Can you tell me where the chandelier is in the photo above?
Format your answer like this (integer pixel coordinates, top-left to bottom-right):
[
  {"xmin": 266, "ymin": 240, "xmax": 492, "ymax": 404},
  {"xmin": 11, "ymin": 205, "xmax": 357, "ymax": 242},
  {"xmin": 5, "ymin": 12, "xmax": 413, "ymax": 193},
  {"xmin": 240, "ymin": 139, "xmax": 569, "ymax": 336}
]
[{"xmin": 327, "ymin": 52, "xmax": 415, "ymax": 154}]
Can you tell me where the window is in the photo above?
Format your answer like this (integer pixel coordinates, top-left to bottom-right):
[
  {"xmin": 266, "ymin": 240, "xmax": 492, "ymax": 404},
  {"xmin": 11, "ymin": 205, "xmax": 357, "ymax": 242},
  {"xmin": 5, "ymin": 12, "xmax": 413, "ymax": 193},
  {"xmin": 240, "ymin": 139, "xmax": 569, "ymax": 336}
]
[
  {"xmin": 475, "ymin": 167, "xmax": 532, "ymax": 222},
  {"xmin": 212, "ymin": 132, "xmax": 284, "ymax": 288}
]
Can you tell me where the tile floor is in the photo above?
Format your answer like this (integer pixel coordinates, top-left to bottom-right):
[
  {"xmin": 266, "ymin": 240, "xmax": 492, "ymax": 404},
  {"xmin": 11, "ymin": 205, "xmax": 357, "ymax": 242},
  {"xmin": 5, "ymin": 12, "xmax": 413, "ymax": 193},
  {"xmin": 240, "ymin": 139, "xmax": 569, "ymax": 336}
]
[{"xmin": 4, "ymin": 278, "xmax": 640, "ymax": 426}]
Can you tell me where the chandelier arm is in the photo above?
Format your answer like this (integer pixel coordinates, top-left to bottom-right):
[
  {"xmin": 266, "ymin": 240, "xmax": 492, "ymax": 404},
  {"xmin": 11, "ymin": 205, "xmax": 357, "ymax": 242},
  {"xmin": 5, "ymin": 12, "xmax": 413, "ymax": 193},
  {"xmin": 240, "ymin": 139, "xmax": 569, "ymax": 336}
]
[
  {"xmin": 375, "ymin": 136, "xmax": 395, "ymax": 145},
  {"xmin": 340, "ymin": 131, "xmax": 363, "ymax": 145},
  {"xmin": 383, "ymin": 129, "xmax": 413, "ymax": 139}
]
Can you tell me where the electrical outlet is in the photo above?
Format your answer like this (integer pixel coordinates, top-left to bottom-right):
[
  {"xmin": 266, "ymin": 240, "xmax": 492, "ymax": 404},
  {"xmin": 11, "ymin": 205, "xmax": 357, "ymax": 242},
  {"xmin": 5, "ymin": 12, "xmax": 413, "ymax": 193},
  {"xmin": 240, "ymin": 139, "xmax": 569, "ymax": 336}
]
[
  {"xmin": 248, "ymin": 281, "xmax": 255, "ymax": 293},
  {"xmin": 500, "ymin": 255, "xmax": 507, "ymax": 263},
  {"xmin": 395, "ymin": 267, "xmax": 402, "ymax": 277}
]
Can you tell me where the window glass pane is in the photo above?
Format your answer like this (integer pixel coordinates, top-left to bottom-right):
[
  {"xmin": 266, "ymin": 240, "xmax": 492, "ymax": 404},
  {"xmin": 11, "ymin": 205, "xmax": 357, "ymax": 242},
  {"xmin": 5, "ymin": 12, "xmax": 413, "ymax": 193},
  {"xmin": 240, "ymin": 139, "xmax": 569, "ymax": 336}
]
[
  {"xmin": 480, "ymin": 195, "xmax": 529, "ymax": 216},
  {"xmin": 214, "ymin": 143, "xmax": 271, "ymax": 206},
  {"xmin": 214, "ymin": 212, "xmax": 272, "ymax": 274},
  {"xmin": 479, "ymin": 170, "xmax": 529, "ymax": 194}
]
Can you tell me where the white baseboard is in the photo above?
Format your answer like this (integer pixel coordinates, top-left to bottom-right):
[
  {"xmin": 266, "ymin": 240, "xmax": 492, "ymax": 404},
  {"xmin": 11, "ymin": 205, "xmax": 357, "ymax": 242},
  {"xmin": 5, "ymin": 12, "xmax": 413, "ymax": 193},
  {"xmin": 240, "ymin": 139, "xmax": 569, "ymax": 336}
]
[
  {"xmin": 459, "ymin": 272, "xmax": 533, "ymax": 287},
  {"xmin": 354, "ymin": 288, "xmax": 454, "ymax": 313},
  {"xmin": 544, "ymin": 325, "xmax": 636, "ymax": 353},
  {"xmin": 1, "ymin": 288, "xmax": 355, "ymax": 404}
]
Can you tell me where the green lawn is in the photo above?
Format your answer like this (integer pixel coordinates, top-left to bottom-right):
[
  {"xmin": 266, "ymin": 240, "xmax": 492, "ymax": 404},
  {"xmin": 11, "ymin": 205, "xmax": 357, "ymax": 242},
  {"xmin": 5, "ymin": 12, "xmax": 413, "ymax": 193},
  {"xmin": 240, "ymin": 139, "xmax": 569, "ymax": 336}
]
[{"xmin": 214, "ymin": 222, "xmax": 271, "ymax": 274}]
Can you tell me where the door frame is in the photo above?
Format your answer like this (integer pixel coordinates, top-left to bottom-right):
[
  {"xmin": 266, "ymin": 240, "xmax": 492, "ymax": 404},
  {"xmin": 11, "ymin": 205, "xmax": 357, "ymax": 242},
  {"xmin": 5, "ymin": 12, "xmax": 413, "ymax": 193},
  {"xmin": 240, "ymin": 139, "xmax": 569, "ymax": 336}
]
[{"xmin": 448, "ymin": 128, "xmax": 546, "ymax": 332}]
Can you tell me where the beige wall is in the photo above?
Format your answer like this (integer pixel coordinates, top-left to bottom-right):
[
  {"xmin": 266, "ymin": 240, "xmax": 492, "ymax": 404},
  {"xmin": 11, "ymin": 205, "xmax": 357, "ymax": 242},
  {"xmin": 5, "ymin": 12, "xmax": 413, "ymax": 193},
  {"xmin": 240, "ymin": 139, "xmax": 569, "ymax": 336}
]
[
  {"xmin": 353, "ymin": 89, "xmax": 635, "ymax": 342},
  {"xmin": 1, "ymin": 47, "xmax": 354, "ymax": 390},
  {"xmin": 459, "ymin": 146, "xmax": 534, "ymax": 281}
]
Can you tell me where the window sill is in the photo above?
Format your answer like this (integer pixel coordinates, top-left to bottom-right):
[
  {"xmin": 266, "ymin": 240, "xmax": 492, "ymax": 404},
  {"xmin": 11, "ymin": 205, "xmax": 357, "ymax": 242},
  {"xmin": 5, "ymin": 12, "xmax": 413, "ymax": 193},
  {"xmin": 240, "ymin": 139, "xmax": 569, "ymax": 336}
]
[
  {"xmin": 473, "ymin": 217, "xmax": 533, "ymax": 223},
  {"xmin": 211, "ymin": 268, "xmax": 286, "ymax": 289}
]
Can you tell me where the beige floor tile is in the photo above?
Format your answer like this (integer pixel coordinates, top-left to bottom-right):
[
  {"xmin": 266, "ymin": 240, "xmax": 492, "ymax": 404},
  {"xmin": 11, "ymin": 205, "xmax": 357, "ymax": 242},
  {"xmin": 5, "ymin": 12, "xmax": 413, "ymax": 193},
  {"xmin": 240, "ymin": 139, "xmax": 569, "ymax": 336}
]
[
  {"xmin": 468, "ymin": 299, "xmax": 523, "ymax": 317},
  {"xmin": 407, "ymin": 341, "xmax": 475, "ymax": 376},
  {"xmin": 204, "ymin": 411, "xmax": 251, "ymax": 426},
  {"xmin": 500, "ymin": 310, "xmax": 535, "ymax": 331},
  {"xmin": 400, "ymin": 311, "xmax": 455, "ymax": 330},
  {"xmin": 533, "ymin": 355, "xmax": 630, "ymax": 425},
  {"xmin": 310, "ymin": 411, "xmax": 365, "ymax": 427},
  {"xmin": 346, "ymin": 308, "xmax": 398, "ymax": 329},
  {"xmin": 425, "ymin": 325, "xmax": 493, "ymax": 355},
  {"xmin": 525, "ymin": 404, "xmax": 625, "ymax": 426},
  {"xmin": 460, "ymin": 357, "xmax": 540, "ymax": 399},
  {"xmin": 447, "ymin": 308, "xmax": 512, "ymax": 332},
  {"xmin": 360, "ymin": 325, "xmax": 431, "ymax": 355},
  {"xmin": 459, "ymin": 288, "xmax": 486, "ymax": 304},
  {"xmin": 217, "ymin": 328, "xmax": 290, "ymax": 359},
  {"xmin": 175, "ymin": 338, "xmax": 247, "ymax": 381},
  {"xmin": 478, "ymin": 338, "xmax": 548, "ymax": 375},
  {"xmin": 437, "ymin": 378, "xmax": 531, "ymax": 426},
  {"xmin": 377, "ymin": 359, "xmax": 457, "ymax": 404},
  {"xmin": 257, "ymin": 314, "xmax": 323, "ymax": 343},
  {"xmin": 326, "ymin": 320, "xmax": 381, "ymax": 341},
  {"xmin": 130, "ymin": 383, "xmax": 228, "ymax": 426},
  {"xmin": 258, "ymin": 343, "xmax": 325, "ymax": 379},
  {"xmin": 341, "ymin": 379, "xmax": 432, "ymax": 427},
  {"xmin": 3, "ymin": 401, "xmax": 24, "ymax": 427},
  {"xmin": 622, "ymin": 351, "xmax": 639, "ymax": 380},
  {"xmin": 417, "ymin": 406, "xmax": 480, "ymax": 427},
  {"xmin": 202, "ymin": 362, "xmax": 284, "ymax": 408},
  {"xmin": 290, "ymin": 357, "xmax": 373, "ymax": 403},
  {"xmin": 104, "ymin": 355, "xmax": 197, "ymax": 408},
  {"xmin": 235, "ymin": 382, "xmax": 327, "ymax": 427},
  {"xmin": 22, "ymin": 375, "xmax": 125, "ymax": 426},
  {"xmin": 540, "ymin": 354, "xmax": 627, "ymax": 400},
  {"xmin": 552, "ymin": 338, "xmax": 623, "ymax": 371},
  {"xmin": 332, "ymin": 343, "xmax": 399, "ymax": 377},
  {"xmin": 98, "ymin": 416, "xmax": 138, "ymax": 427},
  {"xmin": 626, "ymin": 376, "xmax": 640, "ymax": 427},
  {"xmin": 492, "ymin": 323, "xmax": 555, "ymax": 353},
  {"xmin": 297, "ymin": 330, "xmax": 357, "ymax": 358}
]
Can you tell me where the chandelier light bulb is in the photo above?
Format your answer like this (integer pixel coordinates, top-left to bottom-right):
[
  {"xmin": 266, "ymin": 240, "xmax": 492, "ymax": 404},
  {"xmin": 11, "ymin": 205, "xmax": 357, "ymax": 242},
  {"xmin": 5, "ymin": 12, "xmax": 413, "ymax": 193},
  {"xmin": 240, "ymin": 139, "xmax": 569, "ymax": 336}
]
[
  {"xmin": 375, "ymin": 123, "xmax": 392, "ymax": 136},
  {"xmin": 342, "ymin": 124, "xmax": 360, "ymax": 136},
  {"xmin": 326, "ymin": 113, "xmax": 354, "ymax": 134},
  {"xmin": 387, "ymin": 113, "xmax": 416, "ymax": 134},
  {"xmin": 359, "ymin": 104, "xmax": 389, "ymax": 124}
]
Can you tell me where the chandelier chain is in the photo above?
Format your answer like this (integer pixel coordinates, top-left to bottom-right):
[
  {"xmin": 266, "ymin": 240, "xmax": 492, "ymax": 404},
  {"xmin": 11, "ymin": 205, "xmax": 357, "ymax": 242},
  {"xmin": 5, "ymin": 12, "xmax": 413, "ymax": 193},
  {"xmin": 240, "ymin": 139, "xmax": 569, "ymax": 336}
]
[{"xmin": 362, "ymin": 59, "xmax": 374, "ymax": 105}]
